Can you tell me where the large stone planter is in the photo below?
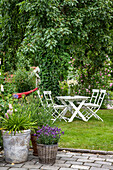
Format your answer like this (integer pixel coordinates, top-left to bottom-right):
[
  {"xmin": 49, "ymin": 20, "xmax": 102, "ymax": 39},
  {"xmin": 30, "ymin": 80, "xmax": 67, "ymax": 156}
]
[
  {"xmin": 37, "ymin": 144, "xmax": 58, "ymax": 164},
  {"xmin": 2, "ymin": 129, "xmax": 31, "ymax": 163}
]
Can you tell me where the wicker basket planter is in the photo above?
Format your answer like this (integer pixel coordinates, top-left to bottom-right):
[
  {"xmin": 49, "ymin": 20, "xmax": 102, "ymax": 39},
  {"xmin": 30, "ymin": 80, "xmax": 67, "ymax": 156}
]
[{"xmin": 37, "ymin": 144, "xmax": 58, "ymax": 164}]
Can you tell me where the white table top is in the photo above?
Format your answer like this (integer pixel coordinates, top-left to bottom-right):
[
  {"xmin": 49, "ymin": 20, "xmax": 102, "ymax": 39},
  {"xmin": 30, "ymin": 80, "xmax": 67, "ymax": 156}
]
[{"xmin": 56, "ymin": 95, "xmax": 90, "ymax": 101}]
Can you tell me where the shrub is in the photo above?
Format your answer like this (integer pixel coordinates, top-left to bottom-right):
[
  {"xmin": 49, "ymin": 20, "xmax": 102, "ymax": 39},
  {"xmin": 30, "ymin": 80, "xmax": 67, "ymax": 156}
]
[
  {"xmin": 24, "ymin": 94, "xmax": 53, "ymax": 128},
  {"xmin": 14, "ymin": 68, "xmax": 35, "ymax": 92}
]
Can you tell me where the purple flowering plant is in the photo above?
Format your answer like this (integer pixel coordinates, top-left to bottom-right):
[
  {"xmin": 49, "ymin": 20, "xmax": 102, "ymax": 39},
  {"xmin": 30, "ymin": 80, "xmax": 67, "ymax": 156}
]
[{"xmin": 34, "ymin": 125, "xmax": 64, "ymax": 145}]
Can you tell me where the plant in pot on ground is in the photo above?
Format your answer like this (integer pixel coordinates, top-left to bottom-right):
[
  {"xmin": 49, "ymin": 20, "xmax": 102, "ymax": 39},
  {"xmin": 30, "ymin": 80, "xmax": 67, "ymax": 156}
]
[
  {"xmin": 0, "ymin": 96, "xmax": 37, "ymax": 163},
  {"xmin": 24, "ymin": 94, "xmax": 53, "ymax": 156},
  {"xmin": 34, "ymin": 125, "xmax": 64, "ymax": 164}
]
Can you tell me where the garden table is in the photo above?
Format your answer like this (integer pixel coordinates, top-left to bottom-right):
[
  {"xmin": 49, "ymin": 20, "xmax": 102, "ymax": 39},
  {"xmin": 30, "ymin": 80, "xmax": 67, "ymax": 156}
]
[{"xmin": 56, "ymin": 96, "xmax": 90, "ymax": 122}]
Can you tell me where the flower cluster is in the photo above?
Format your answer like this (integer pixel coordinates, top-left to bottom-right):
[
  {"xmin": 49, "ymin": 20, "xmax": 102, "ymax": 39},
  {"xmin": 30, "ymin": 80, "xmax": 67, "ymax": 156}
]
[
  {"xmin": 5, "ymin": 104, "xmax": 13, "ymax": 119},
  {"xmin": 13, "ymin": 94, "xmax": 19, "ymax": 99},
  {"xmin": 67, "ymin": 55, "xmax": 113, "ymax": 97},
  {"xmin": 59, "ymin": 80, "xmax": 69, "ymax": 95},
  {"xmin": 5, "ymin": 103, "xmax": 17, "ymax": 119},
  {"xmin": 34, "ymin": 125, "xmax": 64, "ymax": 145}
]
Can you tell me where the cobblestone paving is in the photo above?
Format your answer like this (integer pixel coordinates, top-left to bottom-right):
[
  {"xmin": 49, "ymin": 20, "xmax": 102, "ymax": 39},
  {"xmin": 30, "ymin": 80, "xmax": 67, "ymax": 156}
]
[{"xmin": 1, "ymin": 150, "xmax": 113, "ymax": 170}]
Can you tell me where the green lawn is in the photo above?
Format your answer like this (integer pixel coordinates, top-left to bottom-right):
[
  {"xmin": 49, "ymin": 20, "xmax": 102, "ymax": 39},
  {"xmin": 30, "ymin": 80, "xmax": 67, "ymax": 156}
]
[{"xmin": 54, "ymin": 109, "xmax": 113, "ymax": 151}]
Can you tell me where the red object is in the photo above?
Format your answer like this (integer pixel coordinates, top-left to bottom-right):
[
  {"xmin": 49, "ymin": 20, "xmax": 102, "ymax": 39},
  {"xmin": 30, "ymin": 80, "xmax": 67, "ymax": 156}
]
[{"xmin": 13, "ymin": 88, "xmax": 38, "ymax": 99}]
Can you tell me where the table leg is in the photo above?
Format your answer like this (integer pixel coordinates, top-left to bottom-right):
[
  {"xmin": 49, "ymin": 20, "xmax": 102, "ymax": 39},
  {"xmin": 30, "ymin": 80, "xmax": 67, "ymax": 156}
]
[
  {"xmin": 52, "ymin": 106, "xmax": 69, "ymax": 123},
  {"xmin": 59, "ymin": 99, "xmax": 70, "ymax": 116},
  {"xmin": 61, "ymin": 106, "xmax": 69, "ymax": 116},
  {"xmin": 60, "ymin": 99, "xmax": 67, "ymax": 105},
  {"xmin": 68, "ymin": 100, "xmax": 87, "ymax": 122}
]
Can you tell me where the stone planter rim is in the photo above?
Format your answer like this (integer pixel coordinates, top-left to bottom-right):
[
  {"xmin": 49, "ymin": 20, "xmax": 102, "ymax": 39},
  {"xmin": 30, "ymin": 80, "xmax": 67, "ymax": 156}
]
[{"xmin": 2, "ymin": 129, "xmax": 31, "ymax": 136}]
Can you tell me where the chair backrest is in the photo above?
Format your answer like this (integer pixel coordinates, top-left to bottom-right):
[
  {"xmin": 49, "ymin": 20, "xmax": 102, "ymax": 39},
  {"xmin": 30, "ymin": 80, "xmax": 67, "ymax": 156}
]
[
  {"xmin": 90, "ymin": 89, "xmax": 100, "ymax": 104},
  {"xmin": 97, "ymin": 89, "xmax": 106, "ymax": 109},
  {"xmin": 43, "ymin": 91, "xmax": 54, "ymax": 106},
  {"xmin": 37, "ymin": 90, "xmax": 44, "ymax": 106}
]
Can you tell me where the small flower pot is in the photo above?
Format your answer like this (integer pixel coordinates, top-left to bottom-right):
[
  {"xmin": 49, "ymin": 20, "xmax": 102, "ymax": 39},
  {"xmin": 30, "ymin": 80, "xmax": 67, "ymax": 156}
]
[
  {"xmin": 2, "ymin": 129, "xmax": 31, "ymax": 163},
  {"xmin": 37, "ymin": 144, "xmax": 58, "ymax": 164},
  {"xmin": 31, "ymin": 134, "xmax": 38, "ymax": 156}
]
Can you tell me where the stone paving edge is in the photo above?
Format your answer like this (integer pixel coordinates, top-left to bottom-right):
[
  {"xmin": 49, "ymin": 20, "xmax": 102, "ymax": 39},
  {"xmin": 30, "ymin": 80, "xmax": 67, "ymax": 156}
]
[{"xmin": 58, "ymin": 147, "xmax": 113, "ymax": 155}]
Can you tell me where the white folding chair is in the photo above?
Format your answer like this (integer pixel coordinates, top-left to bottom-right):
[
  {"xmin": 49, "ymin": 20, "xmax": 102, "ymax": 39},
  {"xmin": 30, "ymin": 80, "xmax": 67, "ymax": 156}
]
[
  {"xmin": 89, "ymin": 89, "xmax": 100, "ymax": 104},
  {"xmin": 81, "ymin": 89, "xmax": 106, "ymax": 121},
  {"xmin": 43, "ymin": 91, "xmax": 68, "ymax": 123},
  {"xmin": 37, "ymin": 90, "xmax": 44, "ymax": 107},
  {"xmin": 43, "ymin": 91, "xmax": 54, "ymax": 107}
]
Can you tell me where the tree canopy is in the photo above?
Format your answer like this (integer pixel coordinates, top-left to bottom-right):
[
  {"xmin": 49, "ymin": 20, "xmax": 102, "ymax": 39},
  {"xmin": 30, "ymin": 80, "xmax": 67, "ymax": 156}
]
[{"xmin": 1, "ymin": 0, "xmax": 113, "ymax": 94}]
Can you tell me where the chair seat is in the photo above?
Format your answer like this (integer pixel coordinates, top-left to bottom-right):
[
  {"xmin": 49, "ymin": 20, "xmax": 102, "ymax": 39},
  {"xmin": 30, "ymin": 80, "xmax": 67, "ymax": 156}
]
[
  {"xmin": 54, "ymin": 104, "xmax": 67, "ymax": 109},
  {"xmin": 47, "ymin": 104, "xmax": 66, "ymax": 109},
  {"xmin": 83, "ymin": 103, "xmax": 99, "ymax": 108}
]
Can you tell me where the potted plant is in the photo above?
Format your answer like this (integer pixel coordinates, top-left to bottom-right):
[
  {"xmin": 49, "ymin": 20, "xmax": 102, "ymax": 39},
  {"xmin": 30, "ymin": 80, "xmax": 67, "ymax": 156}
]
[
  {"xmin": 23, "ymin": 94, "xmax": 53, "ymax": 156},
  {"xmin": 34, "ymin": 125, "xmax": 64, "ymax": 164},
  {"xmin": 0, "ymin": 96, "xmax": 36, "ymax": 163},
  {"xmin": 30, "ymin": 106, "xmax": 53, "ymax": 156}
]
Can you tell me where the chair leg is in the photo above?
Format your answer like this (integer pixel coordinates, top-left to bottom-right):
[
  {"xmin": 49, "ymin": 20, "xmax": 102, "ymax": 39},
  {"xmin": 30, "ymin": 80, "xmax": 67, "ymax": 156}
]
[
  {"xmin": 52, "ymin": 107, "xmax": 69, "ymax": 123},
  {"xmin": 81, "ymin": 108, "xmax": 92, "ymax": 121},
  {"xmin": 88, "ymin": 107, "xmax": 103, "ymax": 121},
  {"xmin": 83, "ymin": 107, "xmax": 103, "ymax": 121}
]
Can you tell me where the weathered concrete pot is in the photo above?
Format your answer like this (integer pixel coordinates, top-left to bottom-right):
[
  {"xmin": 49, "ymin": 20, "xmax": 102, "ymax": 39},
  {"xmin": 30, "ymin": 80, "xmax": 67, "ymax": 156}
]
[{"xmin": 2, "ymin": 129, "xmax": 31, "ymax": 163}]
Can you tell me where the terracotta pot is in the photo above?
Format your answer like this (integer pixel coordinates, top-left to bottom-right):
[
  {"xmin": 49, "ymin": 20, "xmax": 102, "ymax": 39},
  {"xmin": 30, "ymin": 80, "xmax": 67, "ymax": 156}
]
[
  {"xmin": 31, "ymin": 134, "xmax": 38, "ymax": 156},
  {"xmin": 37, "ymin": 143, "xmax": 58, "ymax": 164}
]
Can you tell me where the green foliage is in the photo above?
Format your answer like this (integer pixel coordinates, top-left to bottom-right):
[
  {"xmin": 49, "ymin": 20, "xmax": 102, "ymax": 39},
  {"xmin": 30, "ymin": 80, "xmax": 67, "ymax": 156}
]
[
  {"xmin": 0, "ymin": 91, "xmax": 53, "ymax": 137},
  {"xmin": 17, "ymin": 0, "xmax": 113, "ymax": 95},
  {"xmin": 34, "ymin": 107, "xmax": 53, "ymax": 128},
  {"xmin": 107, "ymin": 91, "xmax": 113, "ymax": 100},
  {"xmin": 39, "ymin": 52, "xmax": 64, "ymax": 96},
  {"xmin": 67, "ymin": 55, "xmax": 112, "ymax": 97},
  {"xmin": 24, "ymin": 94, "xmax": 53, "ymax": 128},
  {"xmin": 0, "ymin": 98, "xmax": 37, "ymax": 135},
  {"xmin": 1, "ymin": 0, "xmax": 113, "ymax": 95},
  {"xmin": 59, "ymin": 80, "xmax": 69, "ymax": 96},
  {"xmin": 14, "ymin": 68, "xmax": 35, "ymax": 92},
  {"xmin": 1, "ymin": 112, "xmax": 36, "ymax": 135},
  {"xmin": 1, "ymin": 0, "xmax": 30, "ymax": 71},
  {"xmin": 4, "ymin": 82, "xmax": 16, "ymax": 95},
  {"xmin": 0, "ymin": 93, "xmax": 53, "ymax": 135}
]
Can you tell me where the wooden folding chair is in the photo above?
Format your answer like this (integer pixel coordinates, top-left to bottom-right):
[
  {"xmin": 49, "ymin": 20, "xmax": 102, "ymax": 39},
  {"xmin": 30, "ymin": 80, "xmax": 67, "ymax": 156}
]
[
  {"xmin": 43, "ymin": 91, "xmax": 68, "ymax": 123},
  {"xmin": 37, "ymin": 90, "xmax": 44, "ymax": 107},
  {"xmin": 81, "ymin": 89, "xmax": 106, "ymax": 121}
]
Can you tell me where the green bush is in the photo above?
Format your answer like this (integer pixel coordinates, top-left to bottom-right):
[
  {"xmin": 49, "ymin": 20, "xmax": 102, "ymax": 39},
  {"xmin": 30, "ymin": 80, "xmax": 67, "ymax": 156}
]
[
  {"xmin": 24, "ymin": 94, "xmax": 53, "ymax": 128},
  {"xmin": 14, "ymin": 68, "xmax": 35, "ymax": 92}
]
